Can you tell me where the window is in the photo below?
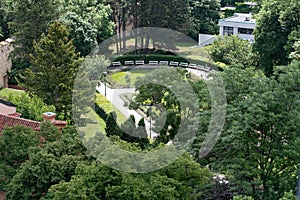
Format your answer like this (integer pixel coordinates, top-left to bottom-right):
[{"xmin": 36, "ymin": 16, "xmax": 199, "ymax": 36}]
[
  {"xmin": 223, "ymin": 26, "xmax": 233, "ymax": 35},
  {"xmin": 238, "ymin": 28, "xmax": 253, "ymax": 35}
]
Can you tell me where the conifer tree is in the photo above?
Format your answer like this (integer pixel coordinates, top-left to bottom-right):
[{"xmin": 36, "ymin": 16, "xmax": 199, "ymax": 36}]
[
  {"xmin": 22, "ymin": 21, "xmax": 82, "ymax": 119},
  {"xmin": 105, "ymin": 112, "xmax": 122, "ymax": 138},
  {"xmin": 136, "ymin": 118, "xmax": 149, "ymax": 149},
  {"xmin": 9, "ymin": 0, "xmax": 59, "ymax": 64}
]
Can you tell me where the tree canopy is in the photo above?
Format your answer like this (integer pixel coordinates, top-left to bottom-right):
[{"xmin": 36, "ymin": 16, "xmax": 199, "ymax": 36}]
[
  {"xmin": 21, "ymin": 21, "xmax": 82, "ymax": 119},
  {"xmin": 253, "ymin": 0, "xmax": 300, "ymax": 74},
  {"xmin": 208, "ymin": 35, "xmax": 256, "ymax": 68},
  {"xmin": 190, "ymin": 62, "xmax": 300, "ymax": 199}
]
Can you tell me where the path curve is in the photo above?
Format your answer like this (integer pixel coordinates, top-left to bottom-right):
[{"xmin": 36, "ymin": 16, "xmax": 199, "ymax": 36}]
[{"xmin": 97, "ymin": 65, "xmax": 213, "ymax": 138}]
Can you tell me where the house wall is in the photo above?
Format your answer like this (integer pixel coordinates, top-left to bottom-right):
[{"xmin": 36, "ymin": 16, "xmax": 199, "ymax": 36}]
[
  {"xmin": 218, "ymin": 13, "xmax": 255, "ymax": 42},
  {"xmin": 0, "ymin": 38, "xmax": 14, "ymax": 88}
]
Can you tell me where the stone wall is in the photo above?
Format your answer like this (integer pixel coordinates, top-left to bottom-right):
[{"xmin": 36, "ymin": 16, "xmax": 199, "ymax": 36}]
[{"xmin": 0, "ymin": 38, "xmax": 14, "ymax": 88}]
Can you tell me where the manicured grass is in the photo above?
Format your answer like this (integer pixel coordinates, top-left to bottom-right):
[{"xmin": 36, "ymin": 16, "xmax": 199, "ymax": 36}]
[
  {"xmin": 80, "ymin": 107, "xmax": 106, "ymax": 139},
  {"xmin": 95, "ymin": 93, "xmax": 127, "ymax": 124},
  {"xmin": 109, "ymin": 37, "xmax": 213, "ymax": 65},
  {"xmin": 108, "ymin": 69, "xmax": 152, "ymax": 87},
  {"xmin": 0, "ymin": 88, "xmax": 24, "ymax": 98},
  {"xmin": 176, "ymin": 44, "xmax": 212, "ymax": 63}
]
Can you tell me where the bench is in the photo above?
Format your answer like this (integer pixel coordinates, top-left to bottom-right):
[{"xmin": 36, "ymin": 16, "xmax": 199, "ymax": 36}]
[
  {"xmin": 197, "ymin": 65, "xmax": 211, "ymax": 72},
  {"xmin": 159, "ymin": 61, "xmax": 169, "ymax": 66},
  {"xmin": 169, "ymin": 61, "xmax": 179, "ymax": 66},
  {"xmin": 204, "ymin": 66, "xmax": 212, "ymax": 71},
  {"xmin": 188, "ymin": 63, "xmax": 197, "ymax": 68},
  {"xmin": 135, "ymin": 60, "xmax": 145, "ymax": 65},
  {"xmin": 125, "ymin": 61, "xmax": 134, "ymax": 65},
  {"xmin": 179, "ymin": 62, "xmax": 189, "ymax": 67},
  {"xmin": 149, "ymin": 60, "xmax": 159, "ymax": 65},
  {"xmin": 112, "ymin": 61, "xmax": 121, "ymax": 67},
  {"xmin": 197, "ymin": 65, "xmax": 205, "ymax": 70}
]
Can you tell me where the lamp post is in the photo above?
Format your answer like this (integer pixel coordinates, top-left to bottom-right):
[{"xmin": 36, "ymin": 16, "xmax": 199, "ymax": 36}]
[
  {"xmin": 148, "ymin": 105, "xmax": 152, "ymax": 139},
  {"xmin": 103, "ymin": 71, "xmax": 107, "ymax": 97},
  {"xmin": 297, "ymin": 164, "xmax": 300, "ymax": 198},
  {"xmin": 144, "ymin": 103, "xmax": 153, "ymax": 139}
]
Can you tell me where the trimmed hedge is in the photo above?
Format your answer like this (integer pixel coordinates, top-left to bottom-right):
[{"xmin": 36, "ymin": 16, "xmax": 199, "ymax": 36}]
[
  {"xmin": 94, "ymin": 104, "xmax": 108, "ymax": 121},
  {"xmin": 124, "ymin": 48, "xmax": 177, "ymax": 55}
]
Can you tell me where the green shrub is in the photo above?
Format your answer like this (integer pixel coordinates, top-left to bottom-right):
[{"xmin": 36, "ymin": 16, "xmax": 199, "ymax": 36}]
[
  {"xmin": 6, "ymin": 93, "xmax": 56, "ymax": 121},
  {"xmin": 279, "ymin": 190, "xmax": 296, "ymax": 200},
  {"xmin": 233, "ymin": 195, "xmax": 254, "ymax": 200}
]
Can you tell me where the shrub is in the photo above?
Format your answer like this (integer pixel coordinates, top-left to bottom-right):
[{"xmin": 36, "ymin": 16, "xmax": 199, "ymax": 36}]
[{"xmin": 6, "ymin": 93, "xmax": 56, "ymax": 121}]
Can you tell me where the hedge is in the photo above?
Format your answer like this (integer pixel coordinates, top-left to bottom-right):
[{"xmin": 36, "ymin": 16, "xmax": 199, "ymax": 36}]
[{"xmin": 94, "ymin": 104, "xmax": 108, "ymax": 121}]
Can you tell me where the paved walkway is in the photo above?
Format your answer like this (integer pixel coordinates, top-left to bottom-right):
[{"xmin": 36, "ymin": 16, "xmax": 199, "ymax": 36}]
[
  {"xmin": 96, "ymin": 84, "xmax": 158, "ymax": 138},
  {"xmin": 96, "ymin": 65, "xmax": 212, "ymax": 138}
]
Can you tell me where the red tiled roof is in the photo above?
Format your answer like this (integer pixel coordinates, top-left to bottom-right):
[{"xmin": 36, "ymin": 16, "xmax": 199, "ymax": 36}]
[{"xmin": 0, "ymin": 113, "xmax": 40, "ymax": 134}]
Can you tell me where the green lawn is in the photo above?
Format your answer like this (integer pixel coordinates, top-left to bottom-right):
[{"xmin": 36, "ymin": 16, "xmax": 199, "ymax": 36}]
[
  {"xmin": 95, "ymin": 93, "xmax": 127, "ymax": 125},
  {"xmin": 109, "ymin": 38, "xmax": 213, "ymax": 65},
  {"xmin": 0, "ymin": 88, "xmax": 24, "ymax": 98},
  {"xmin": 80, "ymin": 107, "xmax": 106, "ymax": 139},
  {"xmin": 108, "ymin": 69, "xmax": 152, "ymax": 87},
  {"xmin": 177, "ymin": 45, "xmax": 212, "ymax": 63}
]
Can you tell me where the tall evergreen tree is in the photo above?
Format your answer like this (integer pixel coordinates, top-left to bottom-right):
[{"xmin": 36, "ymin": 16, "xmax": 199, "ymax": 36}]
[
  {"xmin": 21, "ymin": 21, "xmax": 82, "ymax": 119},
  {"xmin": 0, "ymin": 0, "xmax": 14, "ymax": 41},
  {"xmin": 135, "ymin": 118, "xmax": 149, "ymax": 149},
  {"xmin": 9, "ymin": 0, "xmax": 59, "ymax": 64},
  {"xmin": 105, "ymin": 111, "xmax": 122, "ymax": 137}
]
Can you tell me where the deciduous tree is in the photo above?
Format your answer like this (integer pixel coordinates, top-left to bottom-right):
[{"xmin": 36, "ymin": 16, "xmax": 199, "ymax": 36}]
[
  {"xmin": 0, "ymin": 125, "xmax": 40, "ymax": 190},
  {"xmin": 191, "ymin": 64, "xmax": 300, "ymax": 199},
  {"xmin": 5, "ymin": 126, "xmax": 87, "ymax": 200},
  {"xmin": 188, "ymin": 0, "xmax": 220, "ymax": 40},
  {"xmin": 208, "ymin": 35, "xmax": 256, "ymax": 68}
]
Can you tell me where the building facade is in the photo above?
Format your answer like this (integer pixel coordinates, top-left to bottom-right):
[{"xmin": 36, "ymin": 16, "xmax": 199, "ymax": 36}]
[
  {"xmin": 0, "ymin": 38, "xmax": 14, "ymax": 88},
  {"xmin": 199, "ymin": 13, "xmax": 256, "ymax": 46},
  {"xmin": 218, "ymin": 13, "xmax": 256, "ymax": 42}
]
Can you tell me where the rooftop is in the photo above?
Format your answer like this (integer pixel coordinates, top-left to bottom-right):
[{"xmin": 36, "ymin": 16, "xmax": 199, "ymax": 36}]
[{"xmin": 219, "ymin": 13, "xmax": 256, "ymax": 24}]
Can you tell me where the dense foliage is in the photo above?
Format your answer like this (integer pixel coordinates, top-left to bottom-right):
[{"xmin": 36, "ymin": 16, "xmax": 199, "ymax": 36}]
[
  {"xmin": 191, "ymin": 63, "xmax": 300, "ymax": 199},
  {"xmin": 188, "ymin": 0, "xmax": 220, "ymax": 40},
  {"xmin": 208, "ymin": 35, "xmax": 256, "ymax": 68},
  {"xmin": 253, "ymin": 0, "xmax": 300, "ymax": 74},
  {"xmin": 1, "ymin": 0, "xmax": 300, "ymax": 199},
  {"xmin": 21, "ymin": 21, "xmax": 82, "ymax": 119},
  {"xmin": 6, "ymin": 93, "xmax": 56, "ymax": 121}
]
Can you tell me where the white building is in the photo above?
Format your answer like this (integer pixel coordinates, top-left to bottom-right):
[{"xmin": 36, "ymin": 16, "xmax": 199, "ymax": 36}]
[
  {"xmin": 218, "ymin": 13, "xmax": 255, "ymax": 42},
  {"xmin": 198, "ymin": 13, "xmax": 256, "ymax": 46}
]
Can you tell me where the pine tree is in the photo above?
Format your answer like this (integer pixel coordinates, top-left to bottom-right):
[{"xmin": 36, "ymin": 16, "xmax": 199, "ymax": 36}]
[
  {"xmin": 120, "ymin": 115, "xmax": 136, "ymax": 143},
  {"xmin": 136, "ymin": 118, "xmax": 149, "ymax": 149},
  {"xmin": 22, "ymin": 21, "xmax": 82, "ymax": 119},
  {"xmin": 9, "ymin": 0, "xmax": 59, "ymax": 64},
  {"xmin": 105, "ymin": 112, "xmax": 122, "ymax": 138}
]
